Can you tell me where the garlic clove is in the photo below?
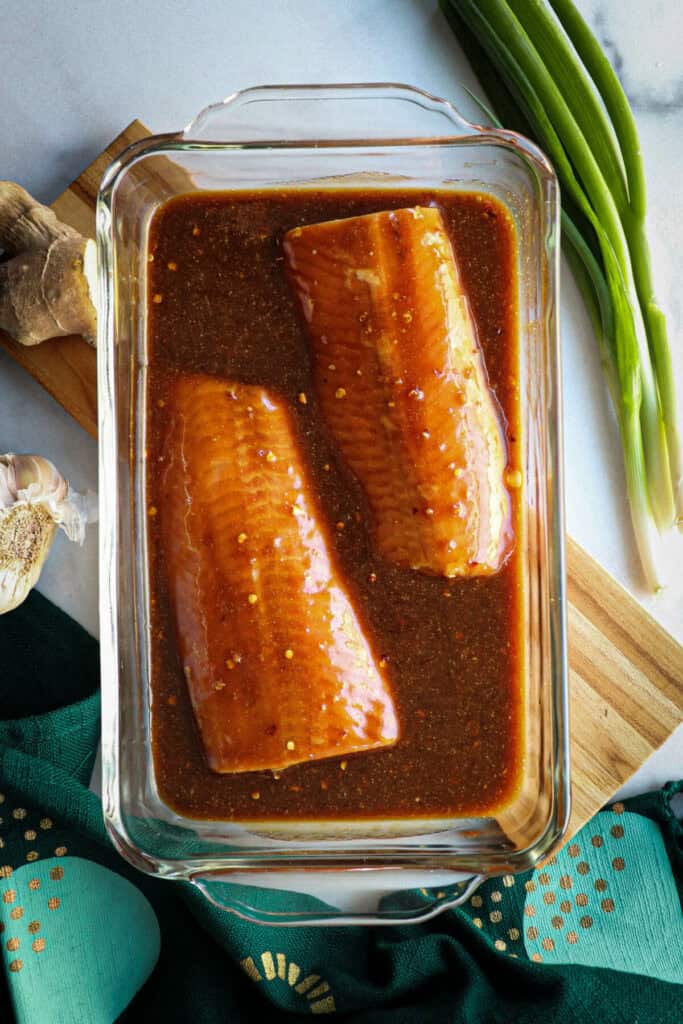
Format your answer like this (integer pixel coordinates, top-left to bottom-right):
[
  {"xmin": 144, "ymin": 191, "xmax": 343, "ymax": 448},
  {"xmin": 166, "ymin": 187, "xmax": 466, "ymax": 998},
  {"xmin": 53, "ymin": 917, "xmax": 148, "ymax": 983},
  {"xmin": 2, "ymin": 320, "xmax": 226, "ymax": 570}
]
[
  {"xmin": 0, "ymin": 503, "xmax": 57, "ymax": 613},
  {"xmin": 0, "ymin": 453, "xmax": 96, "ymax": 614}
]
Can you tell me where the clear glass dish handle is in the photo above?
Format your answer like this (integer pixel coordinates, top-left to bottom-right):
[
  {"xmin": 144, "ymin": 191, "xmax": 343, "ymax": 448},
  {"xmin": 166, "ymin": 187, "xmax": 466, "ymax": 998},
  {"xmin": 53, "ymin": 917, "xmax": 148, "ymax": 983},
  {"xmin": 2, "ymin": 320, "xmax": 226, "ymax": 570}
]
[
  {"xmin": 182, "ymin": 83, "xmax": 482, "ymax": 144},
  {"xmin": 190, "ymin": 871, "xmax": 485, "ymax": 927}
]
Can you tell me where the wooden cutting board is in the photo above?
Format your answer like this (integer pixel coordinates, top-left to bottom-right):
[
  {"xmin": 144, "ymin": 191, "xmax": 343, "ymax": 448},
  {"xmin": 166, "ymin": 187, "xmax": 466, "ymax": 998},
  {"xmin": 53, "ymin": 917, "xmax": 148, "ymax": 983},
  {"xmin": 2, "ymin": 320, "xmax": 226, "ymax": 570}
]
[{"xmin": 1, "ymin": 121, "xmax": 681, "ymax": 843}]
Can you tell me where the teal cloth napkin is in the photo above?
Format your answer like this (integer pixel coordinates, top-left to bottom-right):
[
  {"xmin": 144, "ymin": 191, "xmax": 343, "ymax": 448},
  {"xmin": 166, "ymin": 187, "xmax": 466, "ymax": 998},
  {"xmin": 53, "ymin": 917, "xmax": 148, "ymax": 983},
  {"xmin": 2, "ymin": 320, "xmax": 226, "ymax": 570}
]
[{"xmin": 0, "ymin": 590, "xmax": 681, "ymax": 1022}]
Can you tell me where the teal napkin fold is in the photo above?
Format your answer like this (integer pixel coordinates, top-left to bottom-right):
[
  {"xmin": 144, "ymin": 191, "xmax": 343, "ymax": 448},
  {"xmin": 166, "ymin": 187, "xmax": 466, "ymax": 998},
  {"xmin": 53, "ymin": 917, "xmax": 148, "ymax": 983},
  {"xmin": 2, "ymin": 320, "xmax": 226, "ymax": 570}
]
[{"xmin": 0, "ymin": 590, "xmax": 681, "ymax": 1023}]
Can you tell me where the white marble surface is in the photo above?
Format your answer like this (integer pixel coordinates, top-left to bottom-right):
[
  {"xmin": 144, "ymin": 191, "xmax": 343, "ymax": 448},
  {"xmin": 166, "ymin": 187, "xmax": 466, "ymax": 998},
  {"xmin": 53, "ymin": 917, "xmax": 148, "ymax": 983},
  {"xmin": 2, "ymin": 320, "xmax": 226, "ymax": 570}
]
[{"xmin": 1, "ymin": 0, "xmax": 680, "ymax": 797}]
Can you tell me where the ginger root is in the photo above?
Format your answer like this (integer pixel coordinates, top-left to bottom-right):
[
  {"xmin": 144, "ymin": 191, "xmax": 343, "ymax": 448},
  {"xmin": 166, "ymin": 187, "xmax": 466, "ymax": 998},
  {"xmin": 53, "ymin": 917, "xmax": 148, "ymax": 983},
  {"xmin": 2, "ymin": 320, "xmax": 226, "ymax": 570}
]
[{"xmin": 0, "ymin": 182, "xmax": 97, "ymax": 346}]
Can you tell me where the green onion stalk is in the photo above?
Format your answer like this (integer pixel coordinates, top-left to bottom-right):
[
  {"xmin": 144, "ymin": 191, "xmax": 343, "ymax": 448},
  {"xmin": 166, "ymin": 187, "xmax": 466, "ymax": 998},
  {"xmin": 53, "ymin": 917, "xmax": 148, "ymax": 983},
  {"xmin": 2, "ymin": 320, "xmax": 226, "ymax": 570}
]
[{"xmin": 440, "ymin": 0, "xmax": 680, "ymax": 589}]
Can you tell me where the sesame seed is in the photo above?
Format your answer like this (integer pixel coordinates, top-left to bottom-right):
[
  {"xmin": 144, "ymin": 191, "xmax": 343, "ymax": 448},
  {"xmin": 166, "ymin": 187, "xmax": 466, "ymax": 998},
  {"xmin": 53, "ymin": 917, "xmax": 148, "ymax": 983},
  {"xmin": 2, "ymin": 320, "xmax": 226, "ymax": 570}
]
[
  {"xmin": 368, "ymin": 572, "xmax": 377, "ymax": 583},
  {"xmin": 192, "ymin": 226, "xmax": 201, "ymax": 236},
  {"xmin": 506, "ymin": 468, "xmax": 522, "ymax": 488},
  {"xmin": 425, "ymin": 507, "xmax": 434, "ymax": 516},
  {"xmin": 422, "ymin": 431, "xmax": 430, "ymax": 439},
  {"xmin": 387, "ymin": 400, "xmax": 395, "ymax": 408},
  {"xmin": 251, "ymin": 792, "xmax": 260, "ymax": 800},
  {"xmin": 298, "ymin": 392, "xmax": 307, "ymax": 405},
  {"xmin": 328, "ymin": 363, "xmax": 336, "ymax": 371},
  {"xmin": 286, "ymin": 740, "xmax": 296, "ymax": 750},
  {"xmin": 237, "ymin": 532, "xmax": 248, "ymax": 544},
  {"xmin": 152, "ymin": 293, "xmax": 163, "ymax": 304},
  {"xmin": 247, "ymin": 593, "xmax": 258, "ymax": 605},
  {"xmin": 323, "ymin": 464, "xmax": 330, "ymax": 472},
  {"xmin": 335, "ymin": 387, "xmax": 347, "ymax": 399},
  {"xmin": 167, "ymin": 261, "xmax": 178, "ymax": 271},
  {"xmin": 379, "ymin": 658, "xmax": 387, "ymax": 668},
  {"xmin": 356, "ymin": 368, "xmax": 363, "ymax": 376},
  {"xmin": 148, "ymin": 506, "xmax": 157, "ymax": 517},
  {"xmin": 408, "ymin": 387, "xmax": 424, "ymax": 400},
  {"xmin": 336, "ymin": 521, "xmax": 345, "ymax": 531},
  {"xmin": 284, "ymin": 649, "xmax": 294, "ymax": 659},
  {"xmin": 265, "ymin": 451, "xmax": 277, "ymax": 462},
  {"xmin": 340, "ymin": 761, "xmax": 348, "ymax": 770},
  {"xmin": 226, "ymin": 659, "xmax": 235, "ymax": 670}
]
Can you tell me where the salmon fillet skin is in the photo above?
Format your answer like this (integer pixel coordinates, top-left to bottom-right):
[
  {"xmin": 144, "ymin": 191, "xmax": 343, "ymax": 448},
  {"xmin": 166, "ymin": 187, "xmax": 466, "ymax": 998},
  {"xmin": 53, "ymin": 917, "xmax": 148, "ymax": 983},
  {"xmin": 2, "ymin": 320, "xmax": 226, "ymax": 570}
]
[
  {"xmin": 160, "ymin": 375, "xmax": 399, "ymax": 773},
  {"xmin": 284, "ymin": 205, "xmax": 513, "ymax": 578}
]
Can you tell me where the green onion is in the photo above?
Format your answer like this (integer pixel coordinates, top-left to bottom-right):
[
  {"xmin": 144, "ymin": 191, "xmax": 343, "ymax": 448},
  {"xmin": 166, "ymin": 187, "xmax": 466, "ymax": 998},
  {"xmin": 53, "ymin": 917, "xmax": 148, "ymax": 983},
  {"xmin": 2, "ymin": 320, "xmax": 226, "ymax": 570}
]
[{"xmin": 440, "ymin": 0, "xmax": 679, "ymax": 589}]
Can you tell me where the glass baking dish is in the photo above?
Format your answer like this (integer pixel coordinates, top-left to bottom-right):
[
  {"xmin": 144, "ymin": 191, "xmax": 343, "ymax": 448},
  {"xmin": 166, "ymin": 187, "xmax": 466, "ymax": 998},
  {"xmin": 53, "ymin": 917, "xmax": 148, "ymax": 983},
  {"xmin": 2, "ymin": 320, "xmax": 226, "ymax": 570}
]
[{"xmin": 97, "ymin": 83, "xmax": 569, "ymax": 926}]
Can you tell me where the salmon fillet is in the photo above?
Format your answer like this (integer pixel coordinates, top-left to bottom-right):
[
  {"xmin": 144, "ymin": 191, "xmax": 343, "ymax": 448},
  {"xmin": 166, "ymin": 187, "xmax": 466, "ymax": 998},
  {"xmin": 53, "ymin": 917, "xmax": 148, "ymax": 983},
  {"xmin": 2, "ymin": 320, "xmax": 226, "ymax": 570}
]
[
  {"xmin": 160, "ymin": 375, "xmax": 399, "ymax": 773},
  {"xmin": 284, "ymin": 205, "xmax": 512, "ymax": 577}
]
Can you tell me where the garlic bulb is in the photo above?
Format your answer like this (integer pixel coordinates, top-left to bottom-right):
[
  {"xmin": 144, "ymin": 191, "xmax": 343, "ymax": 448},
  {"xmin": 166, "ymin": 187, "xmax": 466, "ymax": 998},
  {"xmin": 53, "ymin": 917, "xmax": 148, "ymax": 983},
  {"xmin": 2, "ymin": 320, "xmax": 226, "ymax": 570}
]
[{"xmin": 0, "ymin": 453, "xmax": 97, "ymax": 614}]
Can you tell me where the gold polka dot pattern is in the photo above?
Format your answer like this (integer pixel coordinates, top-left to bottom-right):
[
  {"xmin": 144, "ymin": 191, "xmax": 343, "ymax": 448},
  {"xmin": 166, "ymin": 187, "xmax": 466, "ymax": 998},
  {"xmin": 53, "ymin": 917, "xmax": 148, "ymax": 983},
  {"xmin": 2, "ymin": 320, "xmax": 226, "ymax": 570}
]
[
  {"xmin": 47, "ymin": 897, "xmax": 60, "ymax": 911},
  {"xmin": 494, "ymin": 939, "xmax": 507, "ymax": 951},
  {"xmin": 560, "ymin": 900, "xmax": 571, "ymax": 913},
  {"xmin": 543, "ymin": 892, "xmax": 556, "ymax": 905},
  {"xmin": 23, "ymin": 830, "xmax": 37, "ymax": 842},
  {"xmin": 531, "ymin": 952, "xmax": 542, "ymax": 963},
  {"xmin": 3, "ymin": 890, "xmax": 16, "ymax": 904},
  {"xmin": 470, "ymin": 894, "xmax": 482, "ymax": 908},
  {"xmin": 54, "ymin": 846, "xmax": 67, "ymax": 857},
  {"xmin": 9, "ymin": 959, "xmax": 22, "ymax": 972},
  {"xmin": 559, "ymin": 875, "xmax": 572, "ymax": 890},
  {"xmin": 473, "ymin": 917, "xmax": 483, "ymax": 928},
  {"xmin": 490, "ymin": 891, "xmax": 502, "ymax": 903},
  {"xmin": 567, "ymin": 931, "xmax": 578, "ymax": 944},
  {"xmin": 6, "ymin": 938, "xmax": 19, "ymax": 952},
  {"xmin": 489, "ymin": 910, "xmax": 502, "ymax": 924},
  {"xmin": 577, "ymin": 862, "xmax": 590, "ymax": 875},
  {"xmin": 575, "ymin": 894, "xmax": 588, "ymax": 907},
  {"xmin": 12, "ymin": 809, "xmax": 27, "ymax": 821},
  {"xmin": 610, "ymin": 825, "xmax": 624, "ymax": 839},
  {"xmin": 541, "ymin": 938, "xmax": 554, "ymax": 952},
  {"xmin": 28, "ymin": 879, "xmax": 40, "ymax": 891},
  {"xmin": 502, "ymin": 875, "xmax": 515, "ymax": 888},
  {"xmin": 9, "ymin": 907, "xmax": 23, "ymax": 921},
  {"xmin": 601, "ymin": 898, "xmax": 615, "ymax": 913},
  {"xmin": 508, "ymin": 928, "xmax": 520, "ymax": 941},
  {"xmin": 50, "ymin": 867, "xmax": 64, "ymax": 882},
  {"xmin": 524, "ymin": 905, "xmax": 536, "ymax": 918},
  {"xmin": 612, "ymin": 857, "xmax": 625, "ymax": 871},
  {"xmin": 527, "ymin": 926, "xmax": 538, "ymax": 940},
  {"xmin": 594, "ymin": 879, "xmax": 607, "ymax": 893},
  {"xmin": 27, "ymin": 921, "xmax": 40, "ymax": 934},
  {"xmin": 39, "ymin": 818, "xmax": 53, "ymax": 830},
  {"xmin": 32, "ymin": 938, "xmax": 46, "ymax": 953},
  {"xmin": 26, "ymin": 852, "xmax": 39, "ymax": 863},
  {"xmin": 567, "ymin": 844, "xmax": 579, "ymax": 858},
  {"xmin": 591, "ymin": 835, "xmax": 603, "ymax": 848},
  {"xmin": 612, "ymin": 802, "xmax": 624, "ymax": 814},
  {"xmin": 551, "ymin": 915, "xmax": 564, "ymax": 929},
  {"xmin": 580, "ymin": 915, "xmax": 593, "ymax": 929},
  {"xmin": 538, "ymin": 873, "xmax": 550, "ymax": 886}
]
